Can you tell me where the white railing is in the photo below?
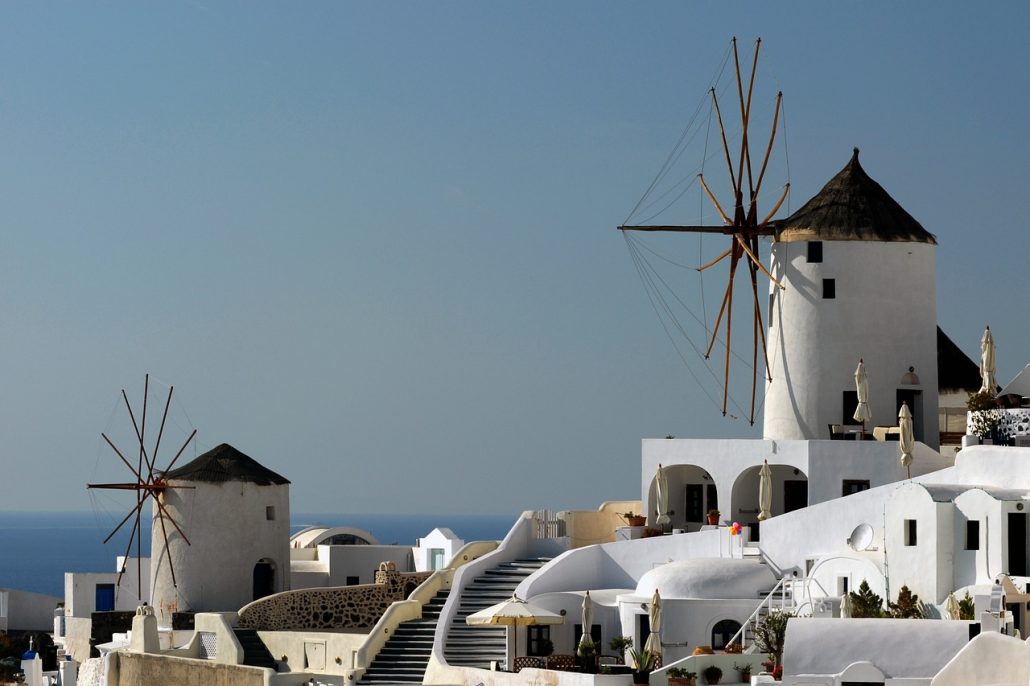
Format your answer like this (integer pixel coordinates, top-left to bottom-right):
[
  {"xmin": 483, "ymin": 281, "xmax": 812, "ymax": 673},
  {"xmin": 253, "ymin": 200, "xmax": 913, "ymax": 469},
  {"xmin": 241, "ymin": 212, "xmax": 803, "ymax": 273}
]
[
  {"xmin": 726, "ymin": 574, "xmax": 833, "ymax": 650},
  {"xmin": 531, "ymin": 509, "xmax": 565, "ymax": 539}
]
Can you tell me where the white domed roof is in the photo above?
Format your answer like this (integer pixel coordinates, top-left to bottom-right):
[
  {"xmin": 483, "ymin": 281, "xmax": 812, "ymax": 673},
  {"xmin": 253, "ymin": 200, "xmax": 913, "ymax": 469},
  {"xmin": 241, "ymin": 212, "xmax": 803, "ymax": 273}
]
[{"xmin": 635, "ymin": 559, "xmax": 777, "ymax": 600}]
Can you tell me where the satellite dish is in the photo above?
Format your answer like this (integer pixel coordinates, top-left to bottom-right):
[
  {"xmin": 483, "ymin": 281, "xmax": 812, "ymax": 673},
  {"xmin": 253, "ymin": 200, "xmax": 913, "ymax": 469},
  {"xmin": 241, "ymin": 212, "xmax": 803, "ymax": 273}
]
[{"xmin": 848, "ymin": 523, "xmax": 875, "ymax": 551}]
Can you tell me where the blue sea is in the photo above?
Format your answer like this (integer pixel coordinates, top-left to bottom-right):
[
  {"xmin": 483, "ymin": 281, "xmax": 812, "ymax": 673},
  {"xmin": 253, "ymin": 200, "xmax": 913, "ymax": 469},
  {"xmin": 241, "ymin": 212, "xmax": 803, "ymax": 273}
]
[{"xmin": 0, "ymin": 510, "xmax": 517, "ymax": 598}]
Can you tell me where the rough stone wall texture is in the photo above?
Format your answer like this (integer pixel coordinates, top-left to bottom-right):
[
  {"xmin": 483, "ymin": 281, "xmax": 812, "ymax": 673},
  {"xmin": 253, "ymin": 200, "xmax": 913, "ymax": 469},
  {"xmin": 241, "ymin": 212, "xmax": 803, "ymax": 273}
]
[
  {"xmin": 237, "ymin": 566, "xmax": 431, "ymax": 631},
  {"xmin": 115, "ymin": 651, "xmax": 266, "ymax": 686}
]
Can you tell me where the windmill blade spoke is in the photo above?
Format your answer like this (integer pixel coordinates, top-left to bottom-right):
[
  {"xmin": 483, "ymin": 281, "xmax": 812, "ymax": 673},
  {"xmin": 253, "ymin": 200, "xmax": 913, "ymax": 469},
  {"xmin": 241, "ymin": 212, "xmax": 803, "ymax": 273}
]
[
  {"xmin": 697, "ymin": 247, "xmax": 733, "ymax": 272},
  {"xmin": 751, "ymin": 249, "xmax": 773, "ymax": 383},
  {"xmin": 150, "ymin": 385, "xmax": 175, "ymax": 482},
  {"xmin": 155, "ymin": 497, "xmax": 179, "ymax": 588},
  {"xmin": 747, "ymin": 258, "xmax": 763, "ymax": 425},
  {"xmin": 101, "ymin": 493, "xmax": 150, "ymax": 544},
  {"xmin": 759, "ymin": 183, "xmax": 790, "ymax": 226},
  {"xmin": 735, "ymin": 234, "xmax": 784, "ymax": 289},
  {"xmin": 721, "ymin": 251, "xmax": 741, "ymax": 416},
  {"xmin": 101, "ymin": 434, "xmax": 144, "ymax": 482},
  {"xmin": 704, "ymin": 270, "xmax": 735, "ymax": 359},
  {"xmin": 710, "ymin": 88, "xmax": 738, "ymax": 197},
  {"xmin": 754, "ymin": 92, "xmax": 783, "ymax": 199},
  {"xmin": 162, "ymin": 429, "xmax": 198, "ymax": 476},
  {"xmin": 139, "ymin": 375, "xmax": 150, "ymax": 476},
  {"xmin": 122, "ymin": 389, "xmax": 152, "ymax": 475},
  {"xmin": 115, "ymin": 513, "xmax": 142, "ymax": 588},
  {"xmin": 154, "ymin": 496, "xmax": 191, "ymax": 546},
  {"xmin": 698, "ymin": 175, "xmax": 732, "ymax": 225}
]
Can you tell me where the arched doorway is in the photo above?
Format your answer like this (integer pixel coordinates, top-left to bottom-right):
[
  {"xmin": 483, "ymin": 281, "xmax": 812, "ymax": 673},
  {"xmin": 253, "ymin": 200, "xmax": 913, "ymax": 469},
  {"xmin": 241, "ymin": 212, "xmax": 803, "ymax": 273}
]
[
  {"xmin": 649, "ymin": 464, "xmax": 719, "ymax": 533},
  {"xmin": 731, "ymin": 464, "xmax": 808, "ymax": 539},
  {"xmin": 253, "ymin": 559, "xmax": 276, "ymax": 600}
]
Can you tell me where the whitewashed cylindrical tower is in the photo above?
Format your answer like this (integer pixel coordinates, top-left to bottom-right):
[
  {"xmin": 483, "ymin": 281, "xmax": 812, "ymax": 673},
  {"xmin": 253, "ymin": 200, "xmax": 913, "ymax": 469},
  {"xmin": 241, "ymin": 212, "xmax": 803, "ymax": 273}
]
[
  {"xmin": 150, "ymin": 443, "xmax": 291, "ymax": 623},
  {"xmin": 763, "ymin": 150, "xmax": 939, "ymax": 448}
]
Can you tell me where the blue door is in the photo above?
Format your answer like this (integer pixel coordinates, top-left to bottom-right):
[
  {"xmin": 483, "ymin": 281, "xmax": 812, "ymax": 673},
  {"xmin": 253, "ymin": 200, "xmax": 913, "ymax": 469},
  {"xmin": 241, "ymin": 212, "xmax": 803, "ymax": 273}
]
[{"xmin": 95, "ymin": 584, "xmax": 115, "ymax": 612}]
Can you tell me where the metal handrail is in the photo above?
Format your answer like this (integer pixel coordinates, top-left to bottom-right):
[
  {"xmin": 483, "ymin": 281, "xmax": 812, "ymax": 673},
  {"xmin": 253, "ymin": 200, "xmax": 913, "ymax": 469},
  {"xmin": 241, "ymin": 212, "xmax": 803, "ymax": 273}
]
[{"xmin": 725, "ymin": 577, "xmax": 789, "ymax": 649}]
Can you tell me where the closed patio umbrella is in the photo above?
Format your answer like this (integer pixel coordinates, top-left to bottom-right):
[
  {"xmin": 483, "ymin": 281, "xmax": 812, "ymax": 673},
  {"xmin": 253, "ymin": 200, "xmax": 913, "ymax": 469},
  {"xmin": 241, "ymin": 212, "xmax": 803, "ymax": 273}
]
[
  {"xmin": 854, "ymin": 359, "xmax": 872, "ymax": 433},
  {"xmin": 980, "ymin": 325, "xmax": 997, "ymax": 394},
  {"xmin": 841, "ymin": 592, "xmax": 852, "ymax": 619},
  {"xmin": 945, "ymin": 592, "xmax": 961, "ymax": 620},
  {"xmin": 758, "ymin": 460, "xmax": 773, "ymax": 521},
  {"xmin": 644, "ymin": 589, "xmax": 662, "ymax": 658},
  {"xmin": 466, "ymin": 595, "xmax": 564, "ymax": 668},
  {"xmin": 899, "ymin": 401, "xmax": 914, "ymax": 479},
  {"xmin": 579, "ymin": 591, "xmax": 594, "ymax": 652},
  {"xmin": 655, "ymin": 464, "xmax": 671, "ymax": 529}
]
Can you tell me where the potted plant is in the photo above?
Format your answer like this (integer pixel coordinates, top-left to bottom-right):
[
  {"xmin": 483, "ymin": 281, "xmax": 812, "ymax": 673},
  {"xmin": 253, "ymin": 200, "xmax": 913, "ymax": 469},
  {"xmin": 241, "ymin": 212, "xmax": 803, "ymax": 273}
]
[
  {"xmin": 691, "ymin": 645, "xmax": 714, "ymax": 656},
  {"xmin": 723, "ymin": 642, "xmax": 743, "ymax": 654},
  {"xmin": 629, "ymin": 648, "xmax": 657, "ymax": 686},
  {"xmin": 734, "ymin": 662, "xmax": 752, "ymax": 682},
  {"xmin": 702, "ymin": 665, "xmax": 723, "ymax": 684},
  {"xmin": 967, "ymin": 391, "xmax": 1002, "ymax": 444},
  {"xmin": 706, "ymin": 509, "xmax": 721, "ymax": 525},
  {"xmin": 623, "ymin": 512, "xmax": 647, "ymax": 527},
  {"xmin": 609, "ymin": 635, "xmax": 634, "ymax": 662},
  {"xmin": 753, "ymin": 611, "xmax": 793, "ymax": 673},
  {"xmin": 537, "ymin": 638, "xmax": 554, "ymax": 657},
  {"xmin": 577, "ymin": 638, "xmax": 597, "ymax": 673},
  {"xmin": 667, "ymin": 667, "xmax": 697, "ymax": 686}
]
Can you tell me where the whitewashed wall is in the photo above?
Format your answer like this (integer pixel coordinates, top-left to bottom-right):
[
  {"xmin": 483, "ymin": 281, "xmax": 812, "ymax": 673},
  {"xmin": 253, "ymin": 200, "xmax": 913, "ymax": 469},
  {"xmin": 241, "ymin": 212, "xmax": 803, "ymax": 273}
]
[
  {"xmin": 764, "ymin": 240, "xmax": 939, "ymax": 448},
  {"xmin": 150, "ymin": 479, "xmax": 290, "ymax": 621}
]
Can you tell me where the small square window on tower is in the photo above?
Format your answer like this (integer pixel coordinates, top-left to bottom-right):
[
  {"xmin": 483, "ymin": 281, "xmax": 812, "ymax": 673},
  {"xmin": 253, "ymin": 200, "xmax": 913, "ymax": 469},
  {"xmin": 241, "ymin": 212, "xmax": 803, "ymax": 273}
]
[
  {"xmin": 822, "ymin": 278, "xmax": 836, "ymax": 299},
  {"xmin": 904, "ymin": 519, "xmax": 917, "ymax": 546},
  {"xmin": 266, "ymin": 506, "xmax": 276, "ymax": 521},
  {"xmin": 807, "ymin": 241, "xmax": 823, "ymax": 263}
]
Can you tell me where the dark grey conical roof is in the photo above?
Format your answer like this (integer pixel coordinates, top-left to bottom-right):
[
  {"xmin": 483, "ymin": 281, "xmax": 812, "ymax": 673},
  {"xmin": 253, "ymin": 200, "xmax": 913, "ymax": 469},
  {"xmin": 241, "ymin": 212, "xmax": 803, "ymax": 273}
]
[
  {"xmin": 164, "ymin": 443, "xmax": 290, "ymax": 485},
  {"xmin": 937, "ymin": 327, "xmax": 982, "ymax": 393},
  {"xmin": 777, "ymin": 149, "xmax": 936, "ymax": 244}
]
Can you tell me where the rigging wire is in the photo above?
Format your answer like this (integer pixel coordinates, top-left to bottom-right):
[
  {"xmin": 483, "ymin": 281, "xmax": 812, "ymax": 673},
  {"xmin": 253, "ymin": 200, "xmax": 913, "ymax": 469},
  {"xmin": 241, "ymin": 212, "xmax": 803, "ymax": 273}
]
[
  {"xmin": 623, "ymin": 43, "xmax": 733, "ymax": 225},
  {"xmin": 624, "ymin": 234, "xmax": 724, "ymax": 414},
  {"xmin": 624, "ymin": 233, "xmax": 752, "ymax": 420}
]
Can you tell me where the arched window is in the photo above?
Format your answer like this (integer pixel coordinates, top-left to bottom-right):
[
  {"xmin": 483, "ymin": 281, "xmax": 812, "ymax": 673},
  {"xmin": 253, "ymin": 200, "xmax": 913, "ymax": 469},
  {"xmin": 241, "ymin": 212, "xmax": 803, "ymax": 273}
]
[{"xmin": 711, "ymin": 619, "xmax": 741, "ymax": 650}]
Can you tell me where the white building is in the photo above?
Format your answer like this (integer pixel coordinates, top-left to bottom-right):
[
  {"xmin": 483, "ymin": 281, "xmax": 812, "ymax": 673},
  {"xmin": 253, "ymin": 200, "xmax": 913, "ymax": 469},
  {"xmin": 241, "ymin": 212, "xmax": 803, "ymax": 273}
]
[
  {"xmin": 415, "ymin": 528, "xmax": 465, "ymax": 571},
  {"xmin": 149, "ymin": 443, "xmax": 291, "ymax": 622},
  {"xmin": 764, "ymin": 149, "xmax": 939, "ymax": 448},
  {"xmin": 289, "ymin": 525, "xmax": 418, "ymax": 588}
]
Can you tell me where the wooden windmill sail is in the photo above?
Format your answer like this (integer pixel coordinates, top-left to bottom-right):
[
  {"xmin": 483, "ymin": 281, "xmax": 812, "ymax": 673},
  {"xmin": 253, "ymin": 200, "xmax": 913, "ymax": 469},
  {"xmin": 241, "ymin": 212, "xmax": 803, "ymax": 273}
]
[
  {"xmin": 87, "ymin": 374, "xmax": 196, "ymax": 600},
  {"xmin": 620, "ymin": 37, "xmax": 789, "ymax": 425}
]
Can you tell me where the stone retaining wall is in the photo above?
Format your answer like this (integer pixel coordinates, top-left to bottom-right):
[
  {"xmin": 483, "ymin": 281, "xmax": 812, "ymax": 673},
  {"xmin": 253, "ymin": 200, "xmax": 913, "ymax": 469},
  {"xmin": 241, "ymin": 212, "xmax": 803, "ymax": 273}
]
[{"xmin": 237, "ymin": 563, "xmax": 431, "ymax": 631}]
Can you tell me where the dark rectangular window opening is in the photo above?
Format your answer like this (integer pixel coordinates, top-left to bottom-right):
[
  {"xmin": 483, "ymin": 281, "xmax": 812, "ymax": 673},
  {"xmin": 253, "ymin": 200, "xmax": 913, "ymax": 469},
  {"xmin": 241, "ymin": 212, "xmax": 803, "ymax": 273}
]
[
  {"xmin": 842, "ymin": 390, "xmax": 860, "ymax": 426},
  {"xmin": 266, "ymin": 506, "xmax": 276, "ymax": 521},
  {"xmin": 822, "ymin": 278, "xmax": 836, "ymax": 299},
  {"xmin": 807, "ymin": 241, "xmax": 823, "ymax": 263},
  {"xmin": 966, "ymin": 520, "xmax": 980, "ymax": 550},
  {"xmin": 346, "ymin": 576, "xmax": 360, "ymax": 586},
  {"xmin": 528, "ymin": 625, "xmax": 552, "ymax": 656},
  {"xmin": 842, "ymin": 480, "xmax": 871, "ymax": 497},
  {"xmin": 905, "ymin": 519, "xmax": 917, "ymax": 546}
]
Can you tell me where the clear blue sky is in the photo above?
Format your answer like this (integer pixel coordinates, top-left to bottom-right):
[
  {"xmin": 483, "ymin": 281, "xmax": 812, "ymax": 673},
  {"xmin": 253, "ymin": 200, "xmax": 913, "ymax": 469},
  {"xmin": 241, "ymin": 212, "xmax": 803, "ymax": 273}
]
[{"xmin": 0, "ymin": 3, "xmax": 1026, "ymax": 515}]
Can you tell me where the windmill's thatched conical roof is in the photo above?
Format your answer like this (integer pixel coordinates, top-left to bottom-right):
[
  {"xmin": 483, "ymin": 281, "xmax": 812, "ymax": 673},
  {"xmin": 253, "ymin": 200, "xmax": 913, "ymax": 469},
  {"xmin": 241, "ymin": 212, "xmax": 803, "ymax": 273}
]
[
  {"xmin": 777, "ymin": 149, "xmax": 936, "ymax": 244},
  {"xmin": 163, "ymin": 443, "xmax": 290, "ymax": 485}
]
